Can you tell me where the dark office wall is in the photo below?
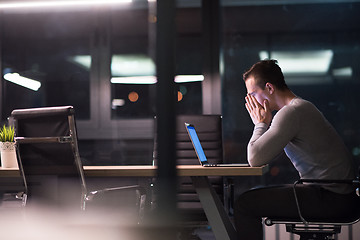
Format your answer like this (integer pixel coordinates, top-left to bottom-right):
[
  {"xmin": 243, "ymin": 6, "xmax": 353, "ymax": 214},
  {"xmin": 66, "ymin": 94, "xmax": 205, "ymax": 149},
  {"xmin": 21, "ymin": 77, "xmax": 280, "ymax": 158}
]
[
  {"xmin": 0, "ymin": 2, "xmax": 359, "ymax": 169},
  {"xmin": 221, "ymin": 3, "xmax": 360, "ymax": 189}
]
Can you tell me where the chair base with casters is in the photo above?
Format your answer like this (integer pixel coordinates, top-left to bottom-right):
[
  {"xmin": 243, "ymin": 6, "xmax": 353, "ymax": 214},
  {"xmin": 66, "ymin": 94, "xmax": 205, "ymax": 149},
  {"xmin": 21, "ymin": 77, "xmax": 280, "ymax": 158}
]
[
  {"xmin": 264, "ymin": 178, "xmax": 360, "ymax": 240},
  {"xmin": 265, "ymin": 218, "xmax": 354, "ymax": 240},
  {"xmin": 85, "ymin": 185, "xmax": 147, "ymax": 223}
]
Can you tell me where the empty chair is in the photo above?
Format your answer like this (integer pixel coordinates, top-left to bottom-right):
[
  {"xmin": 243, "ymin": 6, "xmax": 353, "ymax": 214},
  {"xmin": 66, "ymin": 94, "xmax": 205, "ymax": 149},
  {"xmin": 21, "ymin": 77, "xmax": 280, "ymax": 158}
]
[
  {"xmin": 175, "ymin": 115, "xmax": 225, "ymax": 222},
  {"xmin": 11, "ymin": 106, "xmax": 146, "ymax": 220},
  {"xmin": 153, "ymin": 115, "xmax": 228, "ymax": 225}
]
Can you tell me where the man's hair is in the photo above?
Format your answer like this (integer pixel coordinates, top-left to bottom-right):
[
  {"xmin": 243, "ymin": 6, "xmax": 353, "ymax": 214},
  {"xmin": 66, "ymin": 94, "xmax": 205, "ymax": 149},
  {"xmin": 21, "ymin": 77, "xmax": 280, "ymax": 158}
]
[{"xmin": 243, "ymin": 59, "xmax": 288, "ymax": 90}]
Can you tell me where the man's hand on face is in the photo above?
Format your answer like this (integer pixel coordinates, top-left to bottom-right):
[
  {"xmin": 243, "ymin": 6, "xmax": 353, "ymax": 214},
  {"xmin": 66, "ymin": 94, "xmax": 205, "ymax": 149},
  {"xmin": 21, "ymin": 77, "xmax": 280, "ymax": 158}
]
[{"xmin": 245, "ymin": 94, "xmax": 272, "ymax": 126}]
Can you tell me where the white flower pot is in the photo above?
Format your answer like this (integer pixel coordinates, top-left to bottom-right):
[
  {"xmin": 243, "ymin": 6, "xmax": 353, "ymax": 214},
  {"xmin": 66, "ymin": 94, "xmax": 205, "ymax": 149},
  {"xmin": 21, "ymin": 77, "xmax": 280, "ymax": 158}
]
[{"xmin": 0, "ymin": 142, "xmax": 18, "ymax": 168}]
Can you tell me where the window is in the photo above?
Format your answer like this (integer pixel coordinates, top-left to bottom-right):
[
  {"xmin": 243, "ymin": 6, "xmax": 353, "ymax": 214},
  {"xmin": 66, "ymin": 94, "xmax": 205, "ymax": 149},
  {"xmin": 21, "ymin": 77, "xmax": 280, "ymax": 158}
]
[
  {"xmin": 1, "ymin": 11, "xmax": 91, "ymax": 120},
  {"xmin": 221, "ymin": 2, "xmax": 360, "ymax": 182}
]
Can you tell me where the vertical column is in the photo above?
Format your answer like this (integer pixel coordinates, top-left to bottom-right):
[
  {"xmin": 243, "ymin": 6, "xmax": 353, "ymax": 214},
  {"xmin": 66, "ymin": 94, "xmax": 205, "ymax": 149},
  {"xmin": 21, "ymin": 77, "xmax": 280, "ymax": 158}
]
[
  {"xmin": 96, "ymin": 8, "xmax": 112, "ymax": 128},
  {"xmin": 155, "ymin": 0, "xmax": 177, "ymax": 238},
  {"xmin": 202, "ymin": 0, "xmax": 222, "ymax": 115},
  {"xmin": 0, "ymin": 11, "xmax": 3, "ymax": 121}
]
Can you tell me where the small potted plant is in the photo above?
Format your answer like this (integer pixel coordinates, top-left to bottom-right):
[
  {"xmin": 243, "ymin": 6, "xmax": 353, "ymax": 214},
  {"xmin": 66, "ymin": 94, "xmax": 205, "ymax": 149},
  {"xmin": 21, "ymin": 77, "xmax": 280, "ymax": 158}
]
[{"xmin": 0, "ymin": 125, "xmax": 18, "ymax": 168}]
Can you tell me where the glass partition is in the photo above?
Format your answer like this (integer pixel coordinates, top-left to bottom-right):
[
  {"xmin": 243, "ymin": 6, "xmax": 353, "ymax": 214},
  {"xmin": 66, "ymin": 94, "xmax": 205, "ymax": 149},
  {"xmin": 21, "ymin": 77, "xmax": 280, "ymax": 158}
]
[
  {"xmin": 109, "ymin": 5, "xmax": 203, "ymax": 119},
  {"xmin": 221, "ymin": 2, "xmax": 360, "ymax": 184},
  {"xmin": 1, "ymin": 1, "xmax": 359, "ymax": 167},
  {"xmin": 1, "ymin": 11, "xmax": 91, "ymax": 120}
]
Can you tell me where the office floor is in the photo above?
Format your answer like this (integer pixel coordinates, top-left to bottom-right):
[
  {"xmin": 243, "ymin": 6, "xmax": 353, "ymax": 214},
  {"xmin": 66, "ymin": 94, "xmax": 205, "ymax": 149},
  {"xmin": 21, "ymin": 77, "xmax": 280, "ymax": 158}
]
[
  {"xmin": 177, "ymin": 226, "xmax": 215, "ymax": 240},
  {"xmin": 0, "ymin": 194, "xmax": 216, "ymax": 240},
  {"xmin": 192, "ymin": 227, "xmax": 216, "ymax": 240}
]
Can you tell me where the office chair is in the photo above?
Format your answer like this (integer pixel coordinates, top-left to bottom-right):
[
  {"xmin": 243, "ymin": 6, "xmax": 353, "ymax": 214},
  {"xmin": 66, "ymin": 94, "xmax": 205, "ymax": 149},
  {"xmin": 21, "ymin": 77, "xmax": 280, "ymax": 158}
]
[
  {"xmin": 174, "ymin": 115, "xmax": 225, "ymax": 221},
  {"xmin": 11, "ymin": 106, "xmax": 146, "ymax": 220},
  {"xmin": 264, "ymin": 177, "xmax": 360, "ymax": 240},
  {"xmin": 153, "ymin": 115, "xmax": 230, "ymax": 238}
]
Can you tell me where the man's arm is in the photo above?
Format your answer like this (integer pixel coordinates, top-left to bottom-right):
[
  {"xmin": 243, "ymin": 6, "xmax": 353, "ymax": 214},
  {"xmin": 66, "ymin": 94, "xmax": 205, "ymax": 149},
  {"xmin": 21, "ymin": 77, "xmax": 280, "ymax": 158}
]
[{"xmin": 246, "ymin": 104, "xmax": 300, "ymax": 166}]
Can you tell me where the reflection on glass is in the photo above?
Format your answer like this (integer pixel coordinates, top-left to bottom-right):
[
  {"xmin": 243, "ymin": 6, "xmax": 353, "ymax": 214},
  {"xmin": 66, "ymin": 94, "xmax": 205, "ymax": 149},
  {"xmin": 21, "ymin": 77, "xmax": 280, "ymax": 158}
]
[
  {"xmin": 109, "ymin": 52, "xmax": 204, "ymax": 118},
  {"xmin": 3, "ymin": 73, "xmax": 41, "ymax": 91},
  {"xmin": 1, "ymin": 11, "xmax": 91, "ymax": 120}
]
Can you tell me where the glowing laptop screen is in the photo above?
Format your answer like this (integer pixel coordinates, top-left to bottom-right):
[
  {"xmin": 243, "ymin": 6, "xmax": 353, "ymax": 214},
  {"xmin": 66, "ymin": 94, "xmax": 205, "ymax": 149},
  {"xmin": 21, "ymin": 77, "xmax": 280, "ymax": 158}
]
[{"xmin": 185, "ymin": 124, "xmax": 208, "ymax": 164}]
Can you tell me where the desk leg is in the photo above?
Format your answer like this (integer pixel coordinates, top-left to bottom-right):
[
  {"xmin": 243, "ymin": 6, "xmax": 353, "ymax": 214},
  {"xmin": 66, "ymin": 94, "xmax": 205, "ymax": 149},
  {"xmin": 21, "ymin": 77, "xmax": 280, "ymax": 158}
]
[{"xmin": 191, "ymin": 176, "xmax": 237, "ymax": 240}]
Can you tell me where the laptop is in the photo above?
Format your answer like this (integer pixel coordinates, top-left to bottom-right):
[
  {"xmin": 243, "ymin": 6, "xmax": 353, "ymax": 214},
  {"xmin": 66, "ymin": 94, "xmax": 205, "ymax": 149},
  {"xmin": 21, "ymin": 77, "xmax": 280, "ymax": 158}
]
[{"xmin": 185, "ymin": 123, "xmax": 249, "ymax": 167}]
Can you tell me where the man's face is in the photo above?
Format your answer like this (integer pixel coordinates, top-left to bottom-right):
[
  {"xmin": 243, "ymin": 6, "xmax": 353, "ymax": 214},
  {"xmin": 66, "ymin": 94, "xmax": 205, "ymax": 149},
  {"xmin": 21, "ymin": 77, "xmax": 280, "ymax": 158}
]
[{"xmin": 245, "ymin": 77, "xmax": 270, "ymax": 108}]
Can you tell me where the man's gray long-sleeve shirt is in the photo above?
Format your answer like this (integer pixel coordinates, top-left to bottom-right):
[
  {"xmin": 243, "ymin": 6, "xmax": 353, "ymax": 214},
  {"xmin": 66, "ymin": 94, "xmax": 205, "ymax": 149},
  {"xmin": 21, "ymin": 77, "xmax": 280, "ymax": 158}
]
[{"xmin": 248, "ymin": 98, "xmax": 355, "ymax": 194}]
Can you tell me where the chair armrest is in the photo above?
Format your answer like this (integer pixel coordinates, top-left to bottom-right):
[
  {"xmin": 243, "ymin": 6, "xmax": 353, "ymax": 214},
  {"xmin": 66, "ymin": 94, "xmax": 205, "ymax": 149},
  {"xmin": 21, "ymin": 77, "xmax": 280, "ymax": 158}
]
[
  {"xmin": 297, "ymin": 178, "xmax": 359, "ymax": 185},
  {"xmin": 15, "ymin": 136, "xmax": 73, "ymax": 144}
]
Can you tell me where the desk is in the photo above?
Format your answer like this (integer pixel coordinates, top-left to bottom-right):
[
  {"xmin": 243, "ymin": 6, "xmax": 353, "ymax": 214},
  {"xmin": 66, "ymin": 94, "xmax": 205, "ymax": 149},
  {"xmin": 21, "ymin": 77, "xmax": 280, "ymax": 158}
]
[
  {"xmin": 0, "ymin": 165, "xmax": 267, "ymax": 178},
  {"xmin": 83, "ymin": 165, "xmax": 267, "ymax": 177},
  {"xmin": 0, "ymin": 165, "xmax": 268, "ymax": 240}
]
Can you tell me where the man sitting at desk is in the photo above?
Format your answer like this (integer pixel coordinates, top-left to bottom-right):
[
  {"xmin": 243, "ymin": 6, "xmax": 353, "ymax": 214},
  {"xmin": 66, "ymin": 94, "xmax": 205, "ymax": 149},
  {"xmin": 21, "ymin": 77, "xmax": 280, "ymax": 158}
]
[{"xmin": 234, "ymin": 59, "xmax": 358, "ymax": 239}]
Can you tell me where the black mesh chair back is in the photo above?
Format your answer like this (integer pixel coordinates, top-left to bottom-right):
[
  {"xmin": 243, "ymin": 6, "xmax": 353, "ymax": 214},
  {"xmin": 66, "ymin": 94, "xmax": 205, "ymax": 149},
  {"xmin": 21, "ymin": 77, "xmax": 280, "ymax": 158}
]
[
  {"xmin": 154, "ymin": 115, "xmax": 224, "ymax": 222},
  {"xmin": 175, "ymin": 115, "xmax": 223, "ymax": 166},
  {"xmin": 11, "ymin": 106, "xmax": 86, "ymax": 208},
  {"xmin": 176, "ymin": 115, "xmax": 224, "ymax": 221}
]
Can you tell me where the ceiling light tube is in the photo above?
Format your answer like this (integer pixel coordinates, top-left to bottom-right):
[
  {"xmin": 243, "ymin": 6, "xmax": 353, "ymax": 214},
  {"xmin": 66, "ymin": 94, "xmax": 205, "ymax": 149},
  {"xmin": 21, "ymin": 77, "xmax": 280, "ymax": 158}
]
[
  {"xmin": 174, "ymin": 75, "xmax": 204, "ymax": 83},
  {"xmin": 0, "ymin": 0, "xmax": 132, "ymax": 9},
  {"xmin": 111, "ymin": 76, "xmax": 157, "ymax": 84},
  {"xmin": 111, "ymin": 75, "xmax": 205, "ymax": 84},
  {"xmin": 259, "ymin": 50, "xmax": 333, "ymax": 75},
  {"xmin": 4, "ymin": 73, "xmax": 41, "ymax": 91}
]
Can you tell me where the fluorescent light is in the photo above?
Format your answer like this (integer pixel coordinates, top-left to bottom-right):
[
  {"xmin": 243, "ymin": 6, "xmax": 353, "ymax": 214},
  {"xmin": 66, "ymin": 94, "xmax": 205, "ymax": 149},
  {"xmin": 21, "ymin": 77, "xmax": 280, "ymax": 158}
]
[
  {"xmin": 259, "ymin": 50, "xmax": 333, "ymax": 75},
  {"xmin": 68, "ymin": 55, "xmax": 92, "ymax": 70},
  {"xmin": 0, "ymin": 0, "xmax": 132, "ymax": 9},
  {"xmin": 112, "ymin": 99, "xmax": 125, "ymax": 109},
  {"xmin": 174, "ymin": 75, "xmax": 204, "ymax": 83},
  {"xmin": 4, "ymin": 73, "xmax": 41, "ymax": 91},
  {"xmin": 68, "ymin": 54, "xmax": 156, "ymax": 77},
  {"xmin": 111, "ymin": 76, "xmax": 157, "ymax": 84},
  {"xmin": 110, "ymin": 75, "xmax": 204, "ymax": 84},
  {"xmin": 111, "ymin": 54, "xmax": 156, "ymax": 77},
  {"xmin": 332, "ymin": 67, "xmax": 352, "ymax": 78}
]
